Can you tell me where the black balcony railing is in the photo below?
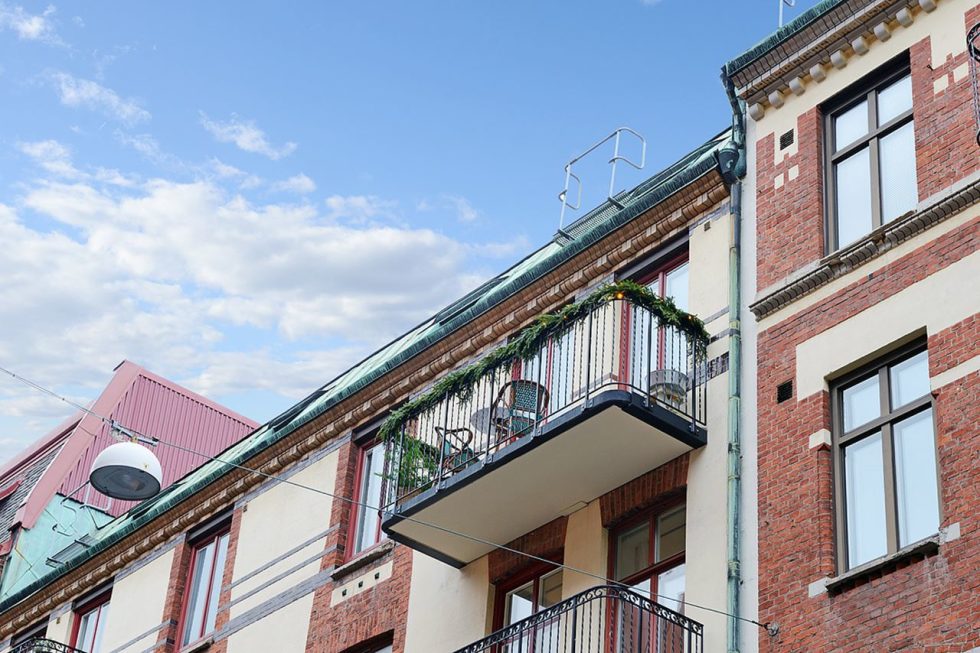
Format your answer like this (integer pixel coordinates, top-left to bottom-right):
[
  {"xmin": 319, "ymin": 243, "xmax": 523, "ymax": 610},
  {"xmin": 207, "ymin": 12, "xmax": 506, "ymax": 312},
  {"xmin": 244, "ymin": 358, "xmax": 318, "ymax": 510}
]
[
  {"xmin": 456, "ymin": 585, "xmax": 703, "ymax": 653},
  {"xmin": 10, "ymin": 640, "xmax": 84, "ymax": 653},
  {"xmin": 381, "ymin": 292, "xmax": 708, "ymax": 511}
]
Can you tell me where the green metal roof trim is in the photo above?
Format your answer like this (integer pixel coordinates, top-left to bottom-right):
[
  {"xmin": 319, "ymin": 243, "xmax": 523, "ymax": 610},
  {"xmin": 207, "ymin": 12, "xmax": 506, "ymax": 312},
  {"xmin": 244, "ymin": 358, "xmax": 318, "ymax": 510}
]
[
  {"xmin": 0, "ymin": 128, "xmax": 731, "ymax": 615},
  {"xmin": 723, "ymin": 0, "xmax": 848, "ymax": 77}
]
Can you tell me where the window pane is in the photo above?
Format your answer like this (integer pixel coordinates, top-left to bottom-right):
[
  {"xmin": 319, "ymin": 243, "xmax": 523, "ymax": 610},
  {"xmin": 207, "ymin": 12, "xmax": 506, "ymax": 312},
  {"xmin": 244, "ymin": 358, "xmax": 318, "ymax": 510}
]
[
  {"xmin": 539, "ymin": 570, "xmax": 563, "ymax": 609},
  {"xmin": 504, "ymin": 582, "xmax": 534, "ymax": 626},
  {"xmin": 615, "ymin": 523, "xmax": 650, "ymax": 581},
  {"xmin": 877, "ymin": 74, "xmax": 912, "ymax": 125},
  {"xmin": 203, "ymin": 533, "xmax": 229, "ymax": 637},
  {"xmin": 894, "ymin": 409, "xmax": 939, "ymax": 546},
  {"xmin": 835, "ymin": 148, "xmax": 873, "ymax": 247},
  {"xmin": 184, "ymin": 540, "xmax": 215, "ymax": 644},
  {"xmin": 842, "ymin": 374, "xmax": 880, "ymax": 432},
  {"xmin": 879, "ymin": 121, "xmax": 917, "ymax": 222},
  {"xmin": 91, "ymin": 604, "xmax": 108, "ymax": 653},
  {"xmin": 845, "ymin": 433, "xmax": 887, "ymax": 567},
  {"xmin": 835, "ymin": 100, "xmax": 868, "ymax": 150},
  {"xmin": 656, "ymin": 507, "xmax": 686, "ymax": 562},
  {"xmin": 889, "ymin": 350, "xmax": 929, "ymax": 408},
  {"xmin": 355, "ymin": 446, "xmax": 386, "ymax": 553},
  {"xmin": 664, "ymin": 263, "xmax": 689, "ymax": 311},
  {"xmin": 657, "ymin": 563, "xmax": 686, "ymax": 613}
]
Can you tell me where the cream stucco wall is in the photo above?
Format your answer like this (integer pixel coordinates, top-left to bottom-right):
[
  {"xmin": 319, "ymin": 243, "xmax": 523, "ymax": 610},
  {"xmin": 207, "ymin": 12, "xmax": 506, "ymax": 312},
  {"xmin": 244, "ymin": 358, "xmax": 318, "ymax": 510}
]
[
  {"xmin": 228, "ymin": 451, "xmax": 337, "ymax": 619},
  {"xmin": 403, "ymin": 553, "xmax": 490, "ymax": 652},
  {"xmin": 795, "ymin": 249, "xmax": 980, "ymax": 399},
  {"xmin": 98, "ymin": 547, "xmax": 174, "ymax": 653},
  {"xmin": 224, "ymin": 594, "xmax": 315, "ymax": 653},
  {"xmin": 44, "ymin": 605, "xmax": 71, "ymax": 647},
  {"xmin": 562, "ymin": 500, "xmax": 606, "ymax": 599}
]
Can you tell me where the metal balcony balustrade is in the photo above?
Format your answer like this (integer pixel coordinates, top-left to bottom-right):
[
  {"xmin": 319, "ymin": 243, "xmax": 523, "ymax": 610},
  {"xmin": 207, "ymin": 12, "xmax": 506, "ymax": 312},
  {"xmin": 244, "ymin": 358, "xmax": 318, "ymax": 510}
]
[
  {"xmin": 9, "ymin": 640, "xmax": 85, "ymax": 653},
  {"xmin": 455, "ymin": 585, "xmax": 703, "ymax": 653},
  {"xmin": 381, "ymin": 293, "xmax": 708, "ymax": 514}
]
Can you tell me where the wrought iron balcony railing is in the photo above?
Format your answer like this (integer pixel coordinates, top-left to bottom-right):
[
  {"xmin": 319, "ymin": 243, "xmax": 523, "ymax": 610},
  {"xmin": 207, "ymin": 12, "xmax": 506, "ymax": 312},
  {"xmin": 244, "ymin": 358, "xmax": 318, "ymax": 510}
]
[
  {"xmin": 9, "ymin": 639, "xmax": 85, "ymax": 653},
  {"xmin": 381, "ymin": 288, "xmax": 708, "ymax": 512},
  {"xmin": 456, "ymin": 585, "xmax": 703, "ymax": 653}
]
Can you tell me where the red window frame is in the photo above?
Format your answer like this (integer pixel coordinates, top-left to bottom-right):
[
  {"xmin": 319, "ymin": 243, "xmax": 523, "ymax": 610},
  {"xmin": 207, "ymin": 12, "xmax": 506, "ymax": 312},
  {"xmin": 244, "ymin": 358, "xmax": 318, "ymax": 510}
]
[
  {"xmin": 70, "ymin": 589, "xmax": 111, "ymax": 653},
  {"xmin": 346, "ymin": 438, "xmax": 387, "ymax": 560},
  {"xmin": 491, "ymin": 561, "xmax": 564, "ymax": 633},
  {"xmin": 176, "ymin": 526, "xmax": 231, "ymax": 649},
  {"xmin": 628, "ymin": 253, "xmax": 690, "ymax": 375}
]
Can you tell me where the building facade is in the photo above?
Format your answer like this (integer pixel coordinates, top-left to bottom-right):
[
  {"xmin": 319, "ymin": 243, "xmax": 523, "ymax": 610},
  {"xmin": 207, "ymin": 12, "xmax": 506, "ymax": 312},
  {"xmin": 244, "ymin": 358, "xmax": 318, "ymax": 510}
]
[
  {"xmin": 726, "ymin": 0, "xmax": 979, "ymax": 650},
  {"xmin": 1, "ymin": 1, "xmax": 978, "ymax": 652}
]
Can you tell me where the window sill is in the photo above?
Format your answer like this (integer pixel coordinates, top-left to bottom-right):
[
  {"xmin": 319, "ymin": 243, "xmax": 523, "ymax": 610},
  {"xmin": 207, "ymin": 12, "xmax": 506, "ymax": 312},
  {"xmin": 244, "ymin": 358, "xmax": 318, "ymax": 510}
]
[
  {"xmin": 825, "ymin": 536, "xmax": 940, "ymax": 595},
  {"xmin": 180, "ymin": 636, "xmax": 214, "ymax": 653},
  {"xmin": 332, "ymin": 539, "xmax": 394, "ymax": 581},
  {"xmin": 750, "ymin": 173, "xmax": 980, "ymax": 319}
]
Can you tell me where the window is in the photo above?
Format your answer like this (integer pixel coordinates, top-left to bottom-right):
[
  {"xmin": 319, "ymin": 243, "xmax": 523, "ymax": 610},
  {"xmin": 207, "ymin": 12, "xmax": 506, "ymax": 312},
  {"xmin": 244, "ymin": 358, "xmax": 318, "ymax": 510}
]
[
  {"xmin": 631, "ymin": 256, "xmax": 691, "ymax": 409},
  {"xmin": 825, "ymin": 59, "xmax": 916, "ymax": 251},
  {"xmin": 71, "ymin": 589, "xmax": 111, "ymax": 653},
  {"xmin": 493, "ymin": 565, "xmax": 564, "ymax": 651},
  {"xmin": 611, "ymin": 504, "xmax": 686, "ymax": 652},
  {"xmin": 833, "ymin": 346, "xmax": 939, "ymax": 571},
  {"xmin": 350, "ymin": 440, "xmax": 387, "ymax": 556},
  {"xmin": 179, "ymin": 528, "xmax": 230, "ymax": 647}
]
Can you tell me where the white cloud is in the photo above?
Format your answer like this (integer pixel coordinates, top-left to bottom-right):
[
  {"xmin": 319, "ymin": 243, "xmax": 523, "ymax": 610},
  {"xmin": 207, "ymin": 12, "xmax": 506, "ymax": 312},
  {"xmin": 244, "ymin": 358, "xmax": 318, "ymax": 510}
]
[
  {"xmin": 418, "ymin": 194, "xmax": 481, "ymax": 222},
  {"xmin": 0, "ymin": 3, "xmax": 61, "ymax": 44},
  {"xmin": 208, "ymin": 158, "xmax": 262, "ymax": 189},
  {"xmin": 19, "ymin": 139, "xmax": 136, "ymax": 186},
  {"xmin": 324, "ymin": 194, "xmax": 397, "ymax": 223},
  {"xmin": 49, "ymin": 72, "xmax": 151, "ymax": 125},
  {"xmin": 199, "ymin": 112, "xmax": 296, "ymax": 160},
  {"xmin": 271, "ymin": 174, "xmax": 315, "ymax": 194}
]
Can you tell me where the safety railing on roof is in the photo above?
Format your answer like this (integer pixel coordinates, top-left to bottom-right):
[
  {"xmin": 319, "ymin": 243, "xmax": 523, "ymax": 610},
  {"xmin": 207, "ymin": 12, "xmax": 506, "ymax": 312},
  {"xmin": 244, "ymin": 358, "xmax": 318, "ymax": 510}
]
[
  {"xmin": 9, "ymin": 639, "xmax": 85, "ymax": 653},
  {"xmin": 455, "ymin": 584, "xmax": 703, "ymax": 653},
  {"xmin": 379, "ymin": 281, "xmax": 708, "ymax": 512}
]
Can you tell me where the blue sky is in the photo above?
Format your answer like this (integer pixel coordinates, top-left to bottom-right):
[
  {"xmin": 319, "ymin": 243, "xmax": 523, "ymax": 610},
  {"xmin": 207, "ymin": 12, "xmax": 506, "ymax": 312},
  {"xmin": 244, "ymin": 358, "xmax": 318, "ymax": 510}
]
[{"xmin": 0, "ymin": 0, "xmax": 818, "ymax": 462}]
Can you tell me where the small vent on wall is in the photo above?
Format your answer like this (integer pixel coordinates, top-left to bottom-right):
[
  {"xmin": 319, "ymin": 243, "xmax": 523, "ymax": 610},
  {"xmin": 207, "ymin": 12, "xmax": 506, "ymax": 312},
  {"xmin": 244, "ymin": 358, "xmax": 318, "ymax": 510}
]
[
  {"xmin": 779, "ymin": 129, "xmax": 795, "ymax": 150},
  {"xmin": 776, "ymin": 380, "xmax": 793, "ymax": 403}
]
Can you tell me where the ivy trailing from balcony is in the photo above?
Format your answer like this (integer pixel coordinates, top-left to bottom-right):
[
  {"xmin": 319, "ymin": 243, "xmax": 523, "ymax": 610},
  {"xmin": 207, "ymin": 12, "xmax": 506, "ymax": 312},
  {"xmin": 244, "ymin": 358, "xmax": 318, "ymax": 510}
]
[{"xmin": 379, "ymin": 279, "xmax": 708, "ymax": 442}]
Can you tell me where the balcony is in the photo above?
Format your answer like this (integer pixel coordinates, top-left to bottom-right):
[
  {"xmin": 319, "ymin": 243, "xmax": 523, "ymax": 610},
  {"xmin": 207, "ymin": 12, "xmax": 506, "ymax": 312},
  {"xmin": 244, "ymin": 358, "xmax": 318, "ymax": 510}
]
[
  {"xmin": 380, "ymin": 284, "xmax": 708, "ymax": 566},
  {"xmin": 455, "ymin": 585, "xmax": 703, "ymax": 653},
  {"xmin": 9, "ymin": 640, "xmax": 84, "ymax": 653}
]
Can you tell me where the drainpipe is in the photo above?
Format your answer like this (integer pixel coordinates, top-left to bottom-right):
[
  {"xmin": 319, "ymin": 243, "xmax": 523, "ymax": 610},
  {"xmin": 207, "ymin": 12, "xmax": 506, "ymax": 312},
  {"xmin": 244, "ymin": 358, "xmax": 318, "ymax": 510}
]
[{"xmin": 721, "ymin": 71, "xmax": 747, "ymax": 653}]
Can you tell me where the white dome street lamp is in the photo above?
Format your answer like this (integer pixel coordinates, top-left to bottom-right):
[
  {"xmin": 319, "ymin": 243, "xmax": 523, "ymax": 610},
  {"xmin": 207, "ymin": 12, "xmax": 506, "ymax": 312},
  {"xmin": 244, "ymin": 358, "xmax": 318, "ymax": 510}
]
[{"xmin": 89, "ymin": 440, "xmax": 163, "ymax": 501}]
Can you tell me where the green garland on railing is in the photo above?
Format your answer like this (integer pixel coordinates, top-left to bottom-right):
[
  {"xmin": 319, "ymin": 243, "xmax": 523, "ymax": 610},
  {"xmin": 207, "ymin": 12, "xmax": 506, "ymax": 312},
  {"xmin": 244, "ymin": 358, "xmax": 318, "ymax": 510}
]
[{"xmin": 379, "ymin": 279, "xmax": 708, "ymax": 442}]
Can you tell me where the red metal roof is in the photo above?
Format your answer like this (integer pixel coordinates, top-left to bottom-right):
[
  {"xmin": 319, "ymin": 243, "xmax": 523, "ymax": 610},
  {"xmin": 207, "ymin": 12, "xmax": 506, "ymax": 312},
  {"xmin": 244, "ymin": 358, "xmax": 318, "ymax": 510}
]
[{"xmin": 1, "ymin": 360, "xmax": 258, "ymax": 531}]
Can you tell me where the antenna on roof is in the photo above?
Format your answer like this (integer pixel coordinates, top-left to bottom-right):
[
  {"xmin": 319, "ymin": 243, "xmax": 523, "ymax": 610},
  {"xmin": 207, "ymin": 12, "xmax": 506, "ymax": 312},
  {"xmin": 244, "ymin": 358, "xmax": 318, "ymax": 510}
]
[
  {"xmin": 778, "ymin": 0, "xmax": 795, "ymax": 27},
  {"xmin": 558, "ymin": 127, "xmax": 646, "ymax": 233}
]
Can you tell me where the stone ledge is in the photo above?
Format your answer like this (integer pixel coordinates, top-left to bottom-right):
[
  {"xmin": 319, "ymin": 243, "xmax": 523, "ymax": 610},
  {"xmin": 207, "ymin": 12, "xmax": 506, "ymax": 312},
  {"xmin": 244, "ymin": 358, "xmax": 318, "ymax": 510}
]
[
  {"xmin": 330, "ymin": 539, "xmax": 395, "ymax": 581},
  {"xmin": 751, "ymin": 177, "xmax": 980, "ymax": 319},
  {"xmin": 824, "ymin": 537, "xmax": 939, "ymax": 595}
]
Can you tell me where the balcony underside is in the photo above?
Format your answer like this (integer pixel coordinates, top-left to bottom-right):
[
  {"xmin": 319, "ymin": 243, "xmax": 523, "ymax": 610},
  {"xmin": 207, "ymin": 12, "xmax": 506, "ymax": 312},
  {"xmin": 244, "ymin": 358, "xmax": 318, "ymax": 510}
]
[{"xmin": 382, "ymin": 389, "xmax": 706, "ymax": 567}]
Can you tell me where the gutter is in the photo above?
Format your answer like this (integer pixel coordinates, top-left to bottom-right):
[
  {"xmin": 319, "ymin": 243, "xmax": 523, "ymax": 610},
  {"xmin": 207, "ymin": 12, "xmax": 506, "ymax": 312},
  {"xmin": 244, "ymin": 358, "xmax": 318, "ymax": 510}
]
[{"xmin": 721, "ymin": 72, "xmax": 746, "ymax": 653}]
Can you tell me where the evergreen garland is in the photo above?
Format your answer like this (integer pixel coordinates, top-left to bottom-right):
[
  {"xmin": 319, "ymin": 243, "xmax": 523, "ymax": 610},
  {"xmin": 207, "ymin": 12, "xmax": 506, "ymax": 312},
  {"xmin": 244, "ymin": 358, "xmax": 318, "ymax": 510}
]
[{"xmin": 379, "ymin": 279, "xmax": 708, "ymax": 442}]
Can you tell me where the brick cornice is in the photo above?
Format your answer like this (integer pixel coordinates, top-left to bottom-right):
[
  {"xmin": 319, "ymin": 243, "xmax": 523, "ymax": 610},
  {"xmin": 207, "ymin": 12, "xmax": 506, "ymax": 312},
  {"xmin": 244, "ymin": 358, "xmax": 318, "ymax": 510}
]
[
  {"xmin": 751, "ymin": 176, "xmax": 980, "ymax": 319},
  {"xmin": 0, "ymin": 172, "xmax": 728, "ymax": 636}
]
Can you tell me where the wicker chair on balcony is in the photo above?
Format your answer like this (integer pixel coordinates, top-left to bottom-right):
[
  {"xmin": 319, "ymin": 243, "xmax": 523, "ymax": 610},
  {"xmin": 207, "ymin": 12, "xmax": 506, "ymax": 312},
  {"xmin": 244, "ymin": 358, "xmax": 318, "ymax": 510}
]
[
  {"xmin": 490, "ymin": 379, "xmax": 550, "ymax": 448},
  {"xmin": 434, "ymin": 426, "xmax": 476, "ymax": 475}
]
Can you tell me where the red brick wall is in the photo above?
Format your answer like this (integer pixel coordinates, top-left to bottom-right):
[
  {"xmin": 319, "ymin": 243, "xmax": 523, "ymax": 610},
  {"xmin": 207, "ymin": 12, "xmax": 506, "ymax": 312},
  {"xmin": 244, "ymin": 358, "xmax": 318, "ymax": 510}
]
[
  {"xmin": 755, "ymin": 215, "xmax": 980, "ymax": 651},
  {"xmin": 160, "ymin": 539, "xmax": 194, "ymax": 653},
  {"xmin": 754, "ymin": 7, "xmax": 980, "ymax": 291},
  {"xmin": 755, "ymin": 108, "xmax": 825, "ymax": 291},
  {"xmin": 600, "ymin": 454, "xmax": 689, "ymax": 527},
  {"xmin": 488, "ymin": 516, "xmax": 567, "ymax": 585},
  {"xmin": 912, "ymin": 5, "xmax": 980, "ymax": 200}
]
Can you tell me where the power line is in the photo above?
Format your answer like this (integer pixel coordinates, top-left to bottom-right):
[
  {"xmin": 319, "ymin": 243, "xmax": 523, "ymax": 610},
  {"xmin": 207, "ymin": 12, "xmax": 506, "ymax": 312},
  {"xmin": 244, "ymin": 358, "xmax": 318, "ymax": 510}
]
[{"xmin": 0, "ymin": 363, "xmax": 772, "ymax": 632}]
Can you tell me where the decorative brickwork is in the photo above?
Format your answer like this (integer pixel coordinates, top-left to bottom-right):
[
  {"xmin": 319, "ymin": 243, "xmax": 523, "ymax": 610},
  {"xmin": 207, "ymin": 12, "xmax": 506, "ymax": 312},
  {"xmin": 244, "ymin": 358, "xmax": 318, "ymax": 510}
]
[
  {"xmin": 487, "ymin": 517, "xmax": 567, "ymax": 585},
  {"xmin": 600, "ymin": 454, "xmax": 689, "ymax": 528}
]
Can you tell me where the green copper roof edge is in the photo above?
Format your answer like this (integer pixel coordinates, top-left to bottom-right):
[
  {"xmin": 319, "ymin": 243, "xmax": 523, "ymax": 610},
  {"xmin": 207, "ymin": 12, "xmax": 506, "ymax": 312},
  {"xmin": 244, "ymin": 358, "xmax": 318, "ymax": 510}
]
[
  {"xmin": 723, "ymin": 0, "xmax": 849, "ymax": 77},
  {"xmin": 0, "ymin": 129, "xmax": 731, "ymax": 616}
]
